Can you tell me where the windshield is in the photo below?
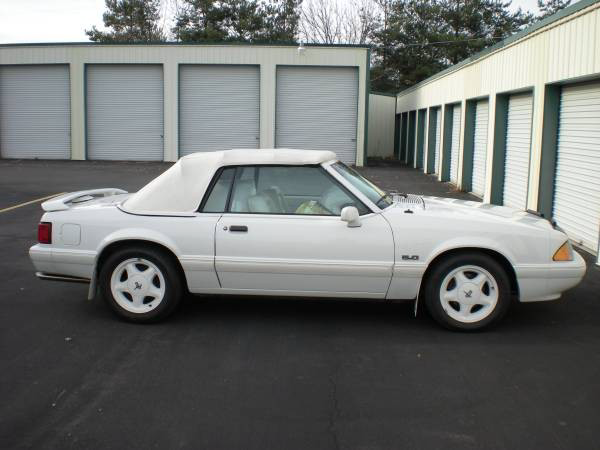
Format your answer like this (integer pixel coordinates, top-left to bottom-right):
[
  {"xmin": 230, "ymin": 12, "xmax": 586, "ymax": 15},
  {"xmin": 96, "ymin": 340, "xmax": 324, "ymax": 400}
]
[{"xmin": 331, "ymin": 162, "xmax": 393, "ymax": 209}]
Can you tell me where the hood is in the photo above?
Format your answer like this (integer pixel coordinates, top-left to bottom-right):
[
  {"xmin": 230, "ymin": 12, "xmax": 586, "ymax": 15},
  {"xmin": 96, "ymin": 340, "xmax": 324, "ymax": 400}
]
[{"xmin": 387, "ymin": 194, "xmax": 553, "ymax": 231}]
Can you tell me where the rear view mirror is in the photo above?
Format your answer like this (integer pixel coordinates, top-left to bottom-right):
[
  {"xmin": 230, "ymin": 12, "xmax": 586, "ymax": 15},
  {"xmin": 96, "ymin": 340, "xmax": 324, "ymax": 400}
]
[{"xmin": 340, "ymin": 206, "xmax": 361, "ymax": 227}]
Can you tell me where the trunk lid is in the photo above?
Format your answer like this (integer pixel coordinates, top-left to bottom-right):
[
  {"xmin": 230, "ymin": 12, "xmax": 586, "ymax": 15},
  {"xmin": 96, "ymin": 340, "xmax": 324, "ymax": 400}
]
[{"xmin": 41, "ymin": 188, "xmax": 129, "ymax": 212}]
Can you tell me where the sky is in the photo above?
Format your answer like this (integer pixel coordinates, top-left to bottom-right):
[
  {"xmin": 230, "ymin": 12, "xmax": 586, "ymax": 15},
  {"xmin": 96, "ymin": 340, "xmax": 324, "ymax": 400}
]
[{"xmin": 0, "ymin": 0, "xmax": 545, "ymax": 44}]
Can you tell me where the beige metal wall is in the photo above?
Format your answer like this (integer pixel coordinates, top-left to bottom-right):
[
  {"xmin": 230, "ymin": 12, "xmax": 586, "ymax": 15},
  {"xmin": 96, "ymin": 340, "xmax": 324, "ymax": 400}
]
[
  {"xmin": 396, "ymin": 1, "xmax": 600, "ymax": 207},
  {"xmin": 0, "ymin": 44, "xmax": 368, "ymax": 165},
  {"xmin": 367, "ymin": 94, "xmax": 396, "ymax": 158}
]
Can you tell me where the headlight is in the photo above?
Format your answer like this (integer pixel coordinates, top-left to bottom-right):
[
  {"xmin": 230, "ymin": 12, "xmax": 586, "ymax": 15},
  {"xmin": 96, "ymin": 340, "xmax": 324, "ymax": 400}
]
[{"xmin": 553, "ymin": 240, "xmax": 574, "ymax": 261}]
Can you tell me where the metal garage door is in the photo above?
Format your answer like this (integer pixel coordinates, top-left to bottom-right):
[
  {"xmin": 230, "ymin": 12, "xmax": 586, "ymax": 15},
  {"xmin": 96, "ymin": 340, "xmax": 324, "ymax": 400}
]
[
  {"xmin": 471, "ymin": 99, "xmax": 489, "ymax": 197},
  {"xmin": 275, "ymin": 66, "xmax": 358, "ymax": 164},
  {"xmin": 553, "ymin": 82, "xmax": 600, "ymax": 254},
  {"xmin": 179, "ymin": 65, "xmax": 259, "ymax": 156},
  {"xmin": 502, "ymin": 93, "xmax": 533, "ymax": 209},
  {"xmin": 449, "ymin": 104, "xmax": 461, "ymax": 184},
  {"xmin": 0, "ymin": 65, "xmax": 70, "ymax": 159},
  {"xmin": 433, "ymin": 108, "xmax": 441, "ymax": 174},
  {"xmin": 86, "ymin": 65, "xmax": 163, "ymax": 161}
]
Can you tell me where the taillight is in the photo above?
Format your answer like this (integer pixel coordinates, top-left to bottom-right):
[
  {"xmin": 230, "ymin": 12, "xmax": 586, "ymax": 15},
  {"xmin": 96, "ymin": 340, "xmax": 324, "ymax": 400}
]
[{"xmin": 38, "ymin": 222, "xmax": 52, "ymax": 244}]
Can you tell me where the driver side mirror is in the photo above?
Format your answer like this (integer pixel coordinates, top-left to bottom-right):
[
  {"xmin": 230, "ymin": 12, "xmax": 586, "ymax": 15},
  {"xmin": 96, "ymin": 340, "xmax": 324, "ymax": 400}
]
[{"xmin": 340, "ymin": 206, "xmax": 361, "ymax": 228}]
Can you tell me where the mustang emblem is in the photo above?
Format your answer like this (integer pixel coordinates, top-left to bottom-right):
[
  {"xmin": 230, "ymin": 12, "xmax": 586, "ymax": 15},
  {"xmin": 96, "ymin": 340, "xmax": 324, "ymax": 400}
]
[
  {"xmin": 464, "ymin": 290, "xmax": 473, "ymax": 298},
  {"xmin": 134, "ymin": 281, "xmax": 143, "ymax": 290}
]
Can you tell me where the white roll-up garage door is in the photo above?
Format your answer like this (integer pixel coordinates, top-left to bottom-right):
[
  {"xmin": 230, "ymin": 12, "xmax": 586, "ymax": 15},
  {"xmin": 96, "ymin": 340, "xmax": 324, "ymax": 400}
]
[
  {"xmin": 0, "ymin": 65, "xmax": 70, "ymax": 159},
  {"xmin": 433, "ymin": 108, "xmax": 441, "ymax": 174},
  {"xmin": 275, "ymin": 66, "xmax": 358, "ymax": 165},
  {"xmin": 502, "ymin": 93, "xmax": 533, "ymax": 210},
  {"xmin": 179, "ymin": 65, "xmax": 259, "ymax": 156},
  {"xmin": 471, "ymin": 99, "xmax": 489, "ymax": 197},
  {"xmin": 449, "ymin": 104, "xmax": 461, "ymax": 184},
  {"xmin": 553, "ymin": 82, "xmax": 600, "ymax": 255},
  {"xmin": 86, "ymin": 65, "xmax": 163, "ymax": 161}
]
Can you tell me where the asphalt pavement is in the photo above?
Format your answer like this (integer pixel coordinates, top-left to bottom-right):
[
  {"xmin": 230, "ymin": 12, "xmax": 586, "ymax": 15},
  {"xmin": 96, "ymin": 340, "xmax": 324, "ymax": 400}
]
[{"xmin": 1, "ymin": 158, "xmax": 599, "ymax": 450}]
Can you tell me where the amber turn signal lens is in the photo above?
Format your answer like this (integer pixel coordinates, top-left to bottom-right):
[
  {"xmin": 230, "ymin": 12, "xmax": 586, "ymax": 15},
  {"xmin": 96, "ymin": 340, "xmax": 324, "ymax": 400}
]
[{"xmin": 553, "ymin": 241, "xmax": 573, "ymax": 261}]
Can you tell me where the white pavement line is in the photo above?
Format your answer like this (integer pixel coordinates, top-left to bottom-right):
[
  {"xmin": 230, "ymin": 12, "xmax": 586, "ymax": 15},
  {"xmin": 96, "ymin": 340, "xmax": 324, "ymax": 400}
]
[{"xmin": 0, "ymin": 193, "xmax": 65, "ymax": 214}]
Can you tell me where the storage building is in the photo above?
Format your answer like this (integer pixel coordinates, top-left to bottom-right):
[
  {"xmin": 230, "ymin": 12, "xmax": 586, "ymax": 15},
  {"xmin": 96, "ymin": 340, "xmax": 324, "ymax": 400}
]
[
  {"xmin": 394, "ymin": 0, "xmax": 600, "ymax": 262},
  {"xmin": 0, "ymin": 43, "xmax": 369, "ymax": 165}
]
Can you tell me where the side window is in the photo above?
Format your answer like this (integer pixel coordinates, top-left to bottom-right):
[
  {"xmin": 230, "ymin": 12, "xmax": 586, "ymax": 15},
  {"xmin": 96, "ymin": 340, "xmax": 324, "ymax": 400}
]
[
  {"xmin": 201, "ymin": 167, "xmax": 235, "ymax": 212},
  {"xmin": 229, "ymin": 167, "xmax": 258, "ymax": 213},
  {"xmin": 228, "ymin": 166, "xmax": 368, "ymax": 215}
]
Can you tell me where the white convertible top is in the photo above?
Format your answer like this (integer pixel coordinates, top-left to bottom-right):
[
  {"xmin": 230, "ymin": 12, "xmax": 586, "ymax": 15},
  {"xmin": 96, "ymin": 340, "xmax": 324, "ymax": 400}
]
[{"xmin": 122, "ymin": 148, "xmax": 337, "ymax": 214}]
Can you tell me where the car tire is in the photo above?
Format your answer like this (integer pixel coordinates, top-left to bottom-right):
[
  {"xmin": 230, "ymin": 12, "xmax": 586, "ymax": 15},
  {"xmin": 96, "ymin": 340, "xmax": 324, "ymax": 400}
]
[
  {"xmin": 99, "ymin": 246, "xmax": 183, "ymax": 323},
  {"xmin": 424, "ymin": 252, "xmax": 511, "ymax": 331}
]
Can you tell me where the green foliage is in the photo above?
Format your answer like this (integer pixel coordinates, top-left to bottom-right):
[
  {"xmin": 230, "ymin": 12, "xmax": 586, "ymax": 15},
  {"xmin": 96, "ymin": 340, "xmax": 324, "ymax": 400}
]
[
  {"xmin": 172, "ymin": 0, "xmax": 302, "ymax": 42},
  {"xmin": 86, "ymin": 0, "xmax": 165, "ymax": 42},
  {"xmin": 370, "ymin": 0, "xmax": 534, "ymax": 92},
  {"xmin": 537, "ymin": 0, "xmax": 571, "ymax": 19}
]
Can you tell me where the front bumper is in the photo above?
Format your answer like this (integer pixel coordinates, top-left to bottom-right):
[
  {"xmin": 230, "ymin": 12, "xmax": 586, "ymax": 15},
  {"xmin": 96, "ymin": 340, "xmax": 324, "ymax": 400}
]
[{"xmin": 516, "ymin": 250, "xmax": 587, "ymax": 302}]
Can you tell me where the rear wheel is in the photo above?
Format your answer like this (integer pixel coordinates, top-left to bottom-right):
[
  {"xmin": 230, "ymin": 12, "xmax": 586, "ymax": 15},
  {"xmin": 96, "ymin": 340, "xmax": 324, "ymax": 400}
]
[
  {"xmin": 424, "ymin": 252, "xmax": 511, "ymax": 331},
  {"xmin": 99, "ymin": 246, "xmax": 182, "ymax": 322}
]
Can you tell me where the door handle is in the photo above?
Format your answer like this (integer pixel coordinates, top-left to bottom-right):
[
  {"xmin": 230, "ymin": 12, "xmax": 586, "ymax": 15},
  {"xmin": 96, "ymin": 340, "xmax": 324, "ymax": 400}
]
[{"xmin": 229, "ymin": 225, "xmax": 248, "ymax": 232}]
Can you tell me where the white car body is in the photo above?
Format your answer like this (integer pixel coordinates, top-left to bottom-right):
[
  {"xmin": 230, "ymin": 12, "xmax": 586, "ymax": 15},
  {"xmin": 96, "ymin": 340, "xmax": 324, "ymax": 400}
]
[{"xmin": 30, "ymin": 149, "xmax": 586, "ymax": 309}]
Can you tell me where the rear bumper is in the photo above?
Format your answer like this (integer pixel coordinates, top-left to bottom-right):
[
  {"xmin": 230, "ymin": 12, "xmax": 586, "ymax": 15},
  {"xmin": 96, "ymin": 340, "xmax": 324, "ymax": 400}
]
[
  {"xmin": 29, "ymin": 244, "xmax": 96, "ymax": 280},
  {"xmin": 516, "ymin": 251, "xmax": 587, "ymax": 302}
]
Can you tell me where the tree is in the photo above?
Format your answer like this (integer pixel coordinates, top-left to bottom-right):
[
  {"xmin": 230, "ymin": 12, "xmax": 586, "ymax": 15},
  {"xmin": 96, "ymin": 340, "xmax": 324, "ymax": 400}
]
[
  {"xmin": 437, "ymin": 0, "xmax": 534, "ymax": 65},
  {"xmin": 172, "ymin": 0, "xmax": 302, "ymax": 42},
  {"xmin": 86, "ymin": 0, "xmax": 166, "ymax": 42},
  {"xmin": 370, "ymin": 0, "xmax": 534, "ymax": 92},
  {"xmin": 299, "ymin": 0, "xmax": 379, "ymax": 44},
  {"xmin": 261, "ymin": 0, "xmax": 303, "ymax": 41},
  {"xmin": 538, "ymin": 0, "xmax": 571, "ymax": 19},
  {"xmin": 172, "ymin": 0, "xmax": 229, "ymax": 41}
]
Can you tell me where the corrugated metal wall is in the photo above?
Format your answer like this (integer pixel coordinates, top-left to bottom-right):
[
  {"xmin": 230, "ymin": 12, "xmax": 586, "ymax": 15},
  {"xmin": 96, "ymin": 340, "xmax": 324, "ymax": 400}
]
[
  {"xmin": 367, "ymin": 94, "xmax": 396, "ymax": 158},
  {"xmin": 86, "ymin": 64, "xmax": 164, "ymax": 161},
  {"xmin": 179, "ymin": 65, "xmax": 260, "ymax": 156},
  {"xmin": 275, "ymin": 66, "xmax": 359, "ymax": 164},
  {"xmin": 471, "ymin": 99, "xmax": 489, "ymax": 197},
  {"xmin": 553, "ymin": 81, "xmax": 600, "ymax": 254},
  {"xmin": 0, "ymin": 65, "xmax": 71, "ymax": 159}
]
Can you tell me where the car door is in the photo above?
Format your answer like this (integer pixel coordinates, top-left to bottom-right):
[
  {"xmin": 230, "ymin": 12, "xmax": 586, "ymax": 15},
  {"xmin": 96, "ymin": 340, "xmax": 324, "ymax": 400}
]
[{"xmin": 209, "ymin": 165, "xmax": 394, "ymax": 298}]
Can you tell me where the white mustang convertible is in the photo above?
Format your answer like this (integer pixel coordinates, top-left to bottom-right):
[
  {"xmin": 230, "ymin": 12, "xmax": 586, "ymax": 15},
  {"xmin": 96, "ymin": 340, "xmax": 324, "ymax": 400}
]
[{"xmin": 30, "ymin": 149, "xmax": 586, "ymax": 330}]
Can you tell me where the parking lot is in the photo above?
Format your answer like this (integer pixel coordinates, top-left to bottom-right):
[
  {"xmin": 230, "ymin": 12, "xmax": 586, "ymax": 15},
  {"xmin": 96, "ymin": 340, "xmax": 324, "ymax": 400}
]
[{"xmin": 1, "ymin": 158, "xmax": 599, "ymax": 450}]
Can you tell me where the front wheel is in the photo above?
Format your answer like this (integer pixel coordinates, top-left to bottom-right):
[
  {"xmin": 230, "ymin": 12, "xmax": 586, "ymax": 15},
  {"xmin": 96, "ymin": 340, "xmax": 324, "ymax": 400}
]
[
  {"xmin": 424, "ymin": 253, "xmax": 511, "ymax": 331},
  {"xmin": 99, "ymin": 246, "xmax": 183, "ymax": 323}
]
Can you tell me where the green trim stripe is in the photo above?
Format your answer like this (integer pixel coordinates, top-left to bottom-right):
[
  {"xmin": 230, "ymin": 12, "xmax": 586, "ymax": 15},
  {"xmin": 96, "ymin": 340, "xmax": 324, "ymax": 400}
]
[
  {"xmin": 441, "ymin": 105, "xmax": 454, "ymax": 181},
  {"xmin": 370, "ymin": 90, "xmax": 397, "ymax": 98},
  {"xmin": 0, "ymin": 41, "xmax": 371, "ymax": 49},
  {"xmin": 400, "ymin": 112, "xmax": 408, "ymax": 161},
  {"xmin": 416, "ymin": 109, "xmax": 426, "ymax": 169},
  {"xmin": 461, "ymin": 100, "xmax": 477, "ymax": 192},
  {"xmin": 490, "ymin": 95, "xmax": 509, "ymax": 205},
  {"xmin": 426, "ymin": 108, "xmax": 437, "ymax": 173},
  {"xmin": 407, "ymin": 110, "xmax": 416, "ymax": 166},
  {"xmin": 537, "ymin": 85, "xmax": 561, "ymax": 218}
]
